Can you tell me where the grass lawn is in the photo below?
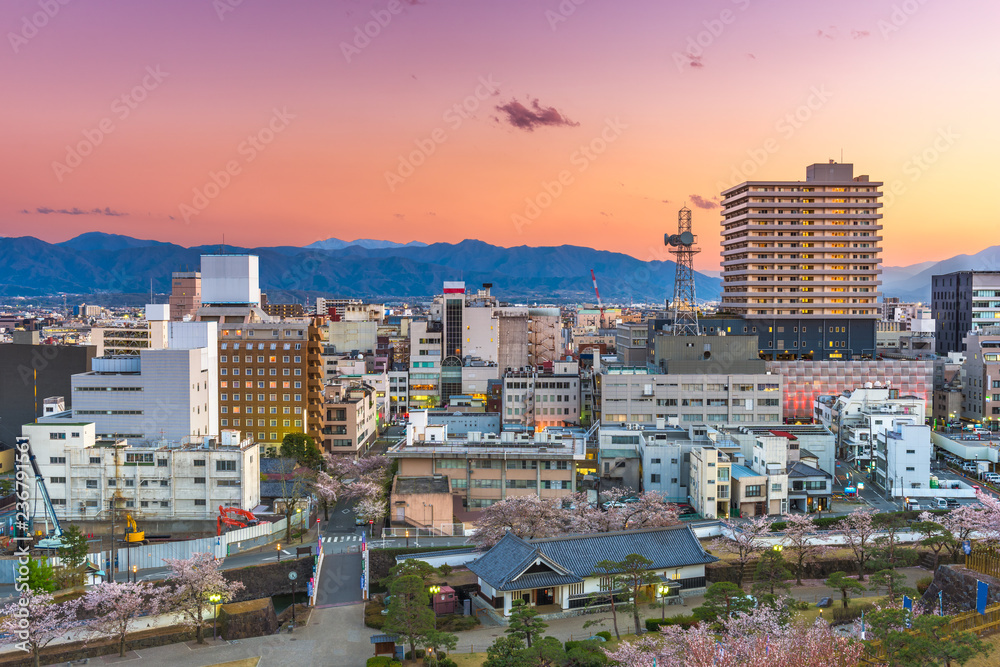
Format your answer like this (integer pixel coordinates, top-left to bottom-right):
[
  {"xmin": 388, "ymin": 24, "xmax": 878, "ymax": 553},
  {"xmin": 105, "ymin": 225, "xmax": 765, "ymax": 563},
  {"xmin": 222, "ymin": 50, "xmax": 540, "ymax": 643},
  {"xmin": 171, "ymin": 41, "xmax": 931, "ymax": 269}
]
[
  {"xmin": 450, "ymin": 654, "xmax": 488, "ymax": 667},
  {"xmin": 964, "ymin": 634, "xmax": 1000, "ymax": 667}
]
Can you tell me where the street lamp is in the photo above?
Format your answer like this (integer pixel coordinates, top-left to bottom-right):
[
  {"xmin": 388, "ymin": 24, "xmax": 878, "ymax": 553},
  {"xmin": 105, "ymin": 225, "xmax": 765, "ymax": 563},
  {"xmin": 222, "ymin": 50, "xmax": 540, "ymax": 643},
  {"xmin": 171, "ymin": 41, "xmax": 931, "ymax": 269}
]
[
  {"xmin": 277, "ymin": 543, "xmax": 281, "ymax": 563},
  {"xmin": 657, "ymin": 584, "xmax": 668, "ymax": 619},
  {"xmin": 773, "ymin": 544, "xmax": 783, "ymax": 553},
  {"xmin": 132, "ymin": 565, "xmax": 137, "ymax": 583},
  {"xmin": 208, "ymin": 593, "xmax": 221, "ymax": 640}
]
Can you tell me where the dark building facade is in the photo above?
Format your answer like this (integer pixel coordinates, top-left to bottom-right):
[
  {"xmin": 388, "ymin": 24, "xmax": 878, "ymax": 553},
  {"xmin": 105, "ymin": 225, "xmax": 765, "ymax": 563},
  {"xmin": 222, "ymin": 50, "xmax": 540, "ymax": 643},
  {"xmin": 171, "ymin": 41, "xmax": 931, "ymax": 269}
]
[
  {"xmin": 0, "ymin": 337, "xmax": 96, "ymax": 446},
  {"xmin": 932, "ymin": 271, "xmax": 1000, "ymax": 356}
]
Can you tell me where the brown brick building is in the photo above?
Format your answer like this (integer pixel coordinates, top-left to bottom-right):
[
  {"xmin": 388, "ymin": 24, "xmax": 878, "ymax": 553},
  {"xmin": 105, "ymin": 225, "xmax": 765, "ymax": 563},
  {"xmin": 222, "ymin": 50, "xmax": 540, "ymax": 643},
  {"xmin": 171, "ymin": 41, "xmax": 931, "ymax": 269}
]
[{"xmin": 216, "ymin": 319, "xmax": 324, "ymax": 451}]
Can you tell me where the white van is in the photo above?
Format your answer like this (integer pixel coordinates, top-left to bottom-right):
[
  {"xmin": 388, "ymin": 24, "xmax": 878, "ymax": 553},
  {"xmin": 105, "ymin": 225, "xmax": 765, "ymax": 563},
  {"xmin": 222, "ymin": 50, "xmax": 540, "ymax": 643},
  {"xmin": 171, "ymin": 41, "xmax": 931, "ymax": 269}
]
[{"xmin": 934, "ymin": 497, "xmax": 949, "ymax": 509}]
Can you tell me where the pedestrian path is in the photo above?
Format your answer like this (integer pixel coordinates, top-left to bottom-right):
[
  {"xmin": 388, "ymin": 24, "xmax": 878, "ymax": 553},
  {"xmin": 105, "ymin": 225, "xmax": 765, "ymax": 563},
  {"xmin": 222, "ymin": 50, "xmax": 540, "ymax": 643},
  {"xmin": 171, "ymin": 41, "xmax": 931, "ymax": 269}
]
[{"xmin": 321, "ymin": 535, "xmax": 363, "ymax": 543}]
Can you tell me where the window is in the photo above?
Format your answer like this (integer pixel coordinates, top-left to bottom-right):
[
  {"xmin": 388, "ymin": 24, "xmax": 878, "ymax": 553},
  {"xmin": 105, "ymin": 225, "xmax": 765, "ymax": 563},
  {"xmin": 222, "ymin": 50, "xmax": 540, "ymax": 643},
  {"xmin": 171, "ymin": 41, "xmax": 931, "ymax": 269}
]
[
  {"xmin": 49, "ymin": 432, "xmax": 66, "ymax": 440},
  {"xmin": 451, "ymin": 478, "xmax": 468, "ymax": 489},
  {"xmin": 771, "ymin": 483, "xmax": 782, "ymax": 492},
  {"xmin": 160, "ymin": 501, "xmax": 169, "ymax": 508},
  {"xmin": 216, "ymin": 460, "xmax": 237, "ymax": 472},
  {"xmin": 506, "ymin": 479, "xmax": 537, "ymax": 489},
  {"xmin": 471, "ymin": 479, "xmax": 502, "ymax": 489},
  {"xmin": 217, "ymin": 480, "xmax": 240, "ymax": 487},
  {"xmin": 194, "ymin": 499, "xmax": 206, "ymax": 506},
  {"xmin": 89, "ymin": 456, "xmax": 101, "ymax": 464},
  {"xmin": 86, "ymin": 480, "xmax": 98, "ymax": 489},
  {"xmin": 905, "ymin": 466, "xmax": 915, "ymax": 471},
  {"xmin": 194, "ymin": 477, "xmax": 206, "ymax": 484},
  {"xmin": 650, "ymin": 458, "xmax": 661, "ymax": 464},
  {"xmin": 745, "ymin": 485, "xmax": 763, "ymax": 497},
  {"xmin": 650, "ymin": 473, "xmax": 661, "ymax": 483},
  {"xmin": 125, "ymin": 452, "xmax": 154, "ymax": 464},
  {"xmin": 50, "ymin": 477, "xmax": 66, "ymax": 484},
  {"xmin": 50, "ymin": 456, "xmax": 67, "ymax": 464},
  {"xmin": 506, "ymin": 460, "xmax": 537, "ymax": 470},
  {"xmin": 194, "ymin": 459, "xmax": 205, "ymax": 467},
  {"xmin": 437, "ymin": 459, "xmax": 467, "ymax": 469}
]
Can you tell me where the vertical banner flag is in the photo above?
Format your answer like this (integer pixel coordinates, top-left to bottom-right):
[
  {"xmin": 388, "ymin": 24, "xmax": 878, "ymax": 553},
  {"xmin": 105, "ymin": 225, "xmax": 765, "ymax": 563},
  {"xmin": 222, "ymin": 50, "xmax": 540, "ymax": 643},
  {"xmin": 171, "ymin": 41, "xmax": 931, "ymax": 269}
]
[{"xmin": 977, "ymin": 580, "xmax": 988, "ymax": 615}]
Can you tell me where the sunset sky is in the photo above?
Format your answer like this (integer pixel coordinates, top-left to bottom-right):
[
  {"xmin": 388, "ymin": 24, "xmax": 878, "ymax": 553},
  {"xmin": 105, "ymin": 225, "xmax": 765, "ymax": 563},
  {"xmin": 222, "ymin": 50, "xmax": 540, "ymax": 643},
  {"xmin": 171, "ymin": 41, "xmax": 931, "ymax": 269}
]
[{"xmin": 2, "ymin": 0, "xmax": 997, "ymax": 271}]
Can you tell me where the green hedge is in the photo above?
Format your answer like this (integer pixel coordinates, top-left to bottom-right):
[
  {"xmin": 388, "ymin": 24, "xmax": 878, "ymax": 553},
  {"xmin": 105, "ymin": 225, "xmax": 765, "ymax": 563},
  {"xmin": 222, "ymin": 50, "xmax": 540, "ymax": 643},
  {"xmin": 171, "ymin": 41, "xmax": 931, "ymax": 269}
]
[
  {"xmin": 831, "ymin": 601, "xmax": 875, "ymax": 624},
  {"xmin": 366, "ymin": 658, "xmax": 401, "ymax": 667},
  {"xmin": 596, "ymin": 631, "xmax": 612, "ymax": 641},
  {"xmin": 645, "ymin": 614, "xmax": 699, "ymax": 632}
]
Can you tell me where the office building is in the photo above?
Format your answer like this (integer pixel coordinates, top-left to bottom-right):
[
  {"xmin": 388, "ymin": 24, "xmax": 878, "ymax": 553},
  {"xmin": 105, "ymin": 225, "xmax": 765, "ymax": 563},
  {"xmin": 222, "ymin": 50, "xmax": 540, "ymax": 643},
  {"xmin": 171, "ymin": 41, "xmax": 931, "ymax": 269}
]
[
  {"xmin": 932, "ymin": 271, "xmax": 1000, "ymax": 355},
  {"xmin": 0, "ymin": 330, "xmax": 97, "ymax": 447},
  {"xmin": 169, "ymin": 271, "xmax": 201, "ymax": 322},
  {"xmin": 873, "ymin": 423, "xmax": 932, "ymax": 499},
  {"xmin": 616, "ymin": 323, "xmax": 649, "ymax": 366},
  {"xmin": 503, "ymin": 361, "xmax": 582, "ymax": 430},
  {"xmin": 960, "ymin": 327, "xmax": 1000, "ymax": 426},
  {"xmin": 689, "ymin": 446, "xmax": 732, "ymax": 519},
  {"xmin": 319, "ymin": 380, "xmax": 378, "ymax": 455}
]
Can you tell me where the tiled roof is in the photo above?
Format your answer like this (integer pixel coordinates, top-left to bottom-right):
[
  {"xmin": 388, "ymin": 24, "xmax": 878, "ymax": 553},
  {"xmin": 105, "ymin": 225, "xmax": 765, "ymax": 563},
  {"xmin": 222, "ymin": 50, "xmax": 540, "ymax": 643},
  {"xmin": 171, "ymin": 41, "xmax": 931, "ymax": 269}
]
[
  {"xmin": 787, "ymin": 461, "xmax": 832, "ymax": 479},
  {"xmin": 468, "ymin": 526, "xmax": 717, "ymax": 591},
  {"xmin": 504, "ymin": 571, "xmax": 581, "ymax": 591},
  {"xmin": 260, "ymin": 457, "xmax": 299, "ymax": 474}
]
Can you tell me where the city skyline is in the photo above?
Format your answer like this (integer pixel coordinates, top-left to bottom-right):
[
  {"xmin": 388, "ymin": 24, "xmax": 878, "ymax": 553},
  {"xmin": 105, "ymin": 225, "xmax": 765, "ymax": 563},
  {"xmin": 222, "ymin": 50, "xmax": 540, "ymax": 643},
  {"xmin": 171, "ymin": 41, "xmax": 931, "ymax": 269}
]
[{"xmin": 3, "ymin": 0, "xmax": 997, "ymax": 272}]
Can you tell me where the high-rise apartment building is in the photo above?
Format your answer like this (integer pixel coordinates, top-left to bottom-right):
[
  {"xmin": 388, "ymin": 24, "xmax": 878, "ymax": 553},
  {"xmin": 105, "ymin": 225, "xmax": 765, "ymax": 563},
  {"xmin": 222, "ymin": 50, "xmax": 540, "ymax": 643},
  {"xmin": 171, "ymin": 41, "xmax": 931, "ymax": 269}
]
[
  {"xmin": 169, "ymin": 271, "xmax": 201, "ymax": 321},
  {"xmin": 720, "ymin": 161, "xmax": 882, "ymax": 318},
  {"xmin": 932, "ymin": 271, "xmax": 1000, "ymax": 355},
  {"xmin": 716, "ymin": 162, "xmax": 882, "ymax": 360}
]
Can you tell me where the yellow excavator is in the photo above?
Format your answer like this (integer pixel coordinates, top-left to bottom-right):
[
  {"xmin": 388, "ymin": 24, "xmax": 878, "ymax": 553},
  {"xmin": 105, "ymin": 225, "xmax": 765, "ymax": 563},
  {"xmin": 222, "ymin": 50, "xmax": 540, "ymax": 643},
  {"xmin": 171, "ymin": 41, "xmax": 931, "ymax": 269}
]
[{"xmin": 124, "ymin": 513, "xmax": 145, "ymax": 544}]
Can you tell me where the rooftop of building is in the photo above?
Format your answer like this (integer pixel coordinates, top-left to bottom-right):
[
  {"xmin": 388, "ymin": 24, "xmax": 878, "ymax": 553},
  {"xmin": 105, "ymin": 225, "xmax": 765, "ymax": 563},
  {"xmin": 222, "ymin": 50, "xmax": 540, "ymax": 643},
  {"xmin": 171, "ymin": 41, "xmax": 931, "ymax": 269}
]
[
  {"xmin": 787, "ymin": 461, "xmax": 831, "ymax": 479},
  {"xmin": 395, "ymin": 475, "xmax": 451, "ymax": 495},
  {"xmin": 730, "ymin": 464, "xmax": 762, "ymax": 479}
]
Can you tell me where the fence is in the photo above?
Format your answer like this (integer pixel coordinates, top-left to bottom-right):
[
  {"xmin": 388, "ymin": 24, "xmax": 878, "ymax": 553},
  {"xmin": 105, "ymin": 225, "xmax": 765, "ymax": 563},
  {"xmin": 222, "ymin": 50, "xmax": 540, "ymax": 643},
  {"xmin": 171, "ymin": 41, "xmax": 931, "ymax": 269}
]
[
  {"xmin": 861, "ymin": 601, "xmax": 1000, "ymax": 663},
  {"xmin": 966, "ymin": 549, "xmax": 1000, "ymax": 580}
]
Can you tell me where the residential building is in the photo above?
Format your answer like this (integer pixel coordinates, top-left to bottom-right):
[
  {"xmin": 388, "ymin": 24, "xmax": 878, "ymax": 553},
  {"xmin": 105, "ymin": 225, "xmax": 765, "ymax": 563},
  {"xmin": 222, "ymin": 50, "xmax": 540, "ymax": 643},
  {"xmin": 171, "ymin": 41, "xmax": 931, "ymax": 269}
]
[
  {"xmin": 216, "ymin": 320, "xmax": 324, "ymax": 449},
  {"xmin": 328, "ymin": 320, "xmax": 378, "ymax": 355},
  {"xmin": 960, "ymin": 327, "xmax": 1000, "ymax": 427},
  {"xmin": 169, "ymin": 271, "xmax": 201, "ymax": 321},
  {"xmin": 388, "ymin": 368, "xmax": 410, "ymax": 420},
  {"xmin": 388, "ymin": 410, "xmax": 586, "ymax": 513},
  {"xmin": 596, "ymin": 367, "xmax": 783, "ymax": 426},
  {"xmin": 20, "ymin": 421, "xmax": 258, "ymax": 521},
  {"xmin": 874, "ymin": 423, "xmax": 932, "ymax": 499},
  {"xmin": 409, "ymin": 319, "xmax": 442, "ymax": 410},
  {"xmin": 814, "ymin": 385, "xmax": 925, "ymax": 471},
  {"xmin": 635, "ymin": 422, "xmax": 723, "ymax": 503},
  {"xmin": 0, "ymin": 330, "xmax": 97, "ymax": 447},
  {"xmin": 729, "ymin": 464, "xmax": 769, "ymax": 518},
  {"xmin": 467, "ymin": 527, "xmax": 717, "ymax": 616},
  {"xmin": 496, "ymin": 307, "xmax": 562, "ymax": 370},
  {"xmin": 932, "ymin": 271, "xmax": 1000, "ymax": 355},
  {"xmin": 720, "ymin": 161, "xmax": 882, "ymax": 319},
  {"xmin": 319, "ymin": 381, "xmax": 378, "ymax": 455},
  {"xmin": 503, "ymin": 361, "xmax": 582, "ymax": 430},
  {"xmin": 689, "ymin": 446, "xmax": 732, "ymax": 519}
]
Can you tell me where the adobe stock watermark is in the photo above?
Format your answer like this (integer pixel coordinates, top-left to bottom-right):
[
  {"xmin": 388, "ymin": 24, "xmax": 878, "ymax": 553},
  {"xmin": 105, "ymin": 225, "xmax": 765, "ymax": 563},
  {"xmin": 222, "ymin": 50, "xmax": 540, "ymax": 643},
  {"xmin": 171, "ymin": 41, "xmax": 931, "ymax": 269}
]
[
  {"xmin": 877, "ymin": 0, "xmax": 931, "ymax": 39},
  {"xmin": 384, "ymin": 75, "xmax": 500, "ymax": 192},
  {"xmin": 882, "ymin": 127, "xmax": 959, "ymax": 209},
  {"xmin": 213, "ymin": 0, "xmax": 246, "ymax": 21},
  {"xmin": 177, "ymin": 107, "xmax": 295, "ymax": 223},
  {"xmin": 545, "ymin": 0, "xmax": 587, "ymax": 31},
  {"xmin": 716, "ymin": 84, "xmax": 832, "ymax": 192},
  {"xmin": 340, "ymin": 0, "xmax": 410, "ymax": 63},
  {"xmin": 511, "ymin": 117, "xmax": 627, "ymax": 234},
  {"xmin": 51, "ymin": 66, "xmax": 169, "ymax": 183},
  {"xmin": 672, "ymin": 0, "xmax": 751, "ymax": 72},
  {"xmin": 7, "ymin": 0, "xmax": 72, "ymax": 54}
]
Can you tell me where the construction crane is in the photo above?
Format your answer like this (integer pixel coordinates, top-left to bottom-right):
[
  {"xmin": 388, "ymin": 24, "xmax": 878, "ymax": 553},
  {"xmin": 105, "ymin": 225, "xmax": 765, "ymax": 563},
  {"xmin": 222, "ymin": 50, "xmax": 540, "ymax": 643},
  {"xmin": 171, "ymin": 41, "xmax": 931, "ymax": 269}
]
[
  {"xmin": 590, "ymin": 269, "xmax": 605, "ymax": 328},
  {"xmin": 16, "ymin": 437, "xmax": 65, "ymax": 550},
  {"xmin": 124, "ymin": 513, "xmax": 145, "ymax": 544}
]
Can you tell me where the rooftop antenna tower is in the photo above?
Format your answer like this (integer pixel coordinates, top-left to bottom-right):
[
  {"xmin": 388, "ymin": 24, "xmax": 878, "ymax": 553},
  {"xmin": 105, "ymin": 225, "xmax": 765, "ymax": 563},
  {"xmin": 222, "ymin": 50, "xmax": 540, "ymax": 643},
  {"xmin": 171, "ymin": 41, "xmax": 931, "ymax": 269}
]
[{"xmin": 665, "ymin": 206, "xmax": 700, "ymax": 336}]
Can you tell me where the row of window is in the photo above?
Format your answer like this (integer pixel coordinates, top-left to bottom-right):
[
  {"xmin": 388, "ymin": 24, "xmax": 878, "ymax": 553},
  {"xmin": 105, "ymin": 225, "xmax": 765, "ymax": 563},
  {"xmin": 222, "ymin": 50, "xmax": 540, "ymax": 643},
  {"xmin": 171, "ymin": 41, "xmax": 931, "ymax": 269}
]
[
  {"xmin": 221, "ymin": 419, "xmax": 301, "ymax": 429},
  {"xmin": 436, "ymin": 459, "xmax": 569, "ymax": 470},
  {"xmin": 221, "ymin": 355, "xmax": 302, "ymax": 363},
  {"xmin": 221, "ymin": 381, "xmax": 303, "ymax": 389},
  {"xmin": 221, "ymin": 368, "xmax": 302, "ymax": 376},
  {"xmin": 219, "ymin": 337, "xmax": 304, "ymax": 345},
  {"xmin": 221, "ymin": 393, "xmax": 302, "ymax": 401},
  {"xmin": 221, "ymin": 406, "xmax": 302, "ymax": 414}
]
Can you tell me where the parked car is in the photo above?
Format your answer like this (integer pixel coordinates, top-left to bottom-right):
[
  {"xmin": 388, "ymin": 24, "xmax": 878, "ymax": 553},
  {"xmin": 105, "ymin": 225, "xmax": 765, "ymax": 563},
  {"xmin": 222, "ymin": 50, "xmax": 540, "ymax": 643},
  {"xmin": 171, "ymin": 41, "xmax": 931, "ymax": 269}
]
[{"xmin": 946, "ymin": 498, "xmax": 961, "ymax": 508}]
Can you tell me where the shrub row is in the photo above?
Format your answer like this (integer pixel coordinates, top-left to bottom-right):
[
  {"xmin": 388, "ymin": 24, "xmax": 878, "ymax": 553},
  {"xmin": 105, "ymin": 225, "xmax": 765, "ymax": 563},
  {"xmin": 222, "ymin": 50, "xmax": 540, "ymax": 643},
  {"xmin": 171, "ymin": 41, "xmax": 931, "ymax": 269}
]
[
  {"xmin": 831, "ymin": 601, "xmax": 876, "ymax": 624},
  {"xmin": 645, "ymin": 614, "xmax": 700, "ymax": 632},
  {"xmin": 769, "ymin": 508, "xmax": 948, "ymax": 532},
  {"xmin": 366, "ymin": 658, "xmax": 401, "ymax": 667}
]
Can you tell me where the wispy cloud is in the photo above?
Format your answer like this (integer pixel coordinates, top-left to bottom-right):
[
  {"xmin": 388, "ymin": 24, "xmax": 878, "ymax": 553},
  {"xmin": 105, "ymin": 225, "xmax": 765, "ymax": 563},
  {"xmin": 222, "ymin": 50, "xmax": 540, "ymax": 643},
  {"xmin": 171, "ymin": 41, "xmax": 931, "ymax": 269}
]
[
  {"xmin": 689, "ymin": 194, "xmax": 718, "ymax": 210},
  {"xmin": 26, "ymin": 206, "xmax": 128, "ymax": 216},
  {"xmin": 495, "ymin": 97, "xmax": 579, "ymax": 131},
  {"xmin": 851, "ymin": 29, "xmax": 870, "ymax": 39}
]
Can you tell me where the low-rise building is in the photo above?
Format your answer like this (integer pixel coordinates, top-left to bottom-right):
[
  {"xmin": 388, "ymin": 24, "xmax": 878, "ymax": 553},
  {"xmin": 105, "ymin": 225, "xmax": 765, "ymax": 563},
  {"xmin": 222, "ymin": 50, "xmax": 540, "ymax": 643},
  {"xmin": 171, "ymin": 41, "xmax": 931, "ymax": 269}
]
[
  {"xmin": 468, "ymin": 527, "xmax": 717, "ymax": 616},
  {"xmin": 388, "ymin": 410, "xmax": 586, "ymax": 513},
  {"xmin": 874, "ymin": 423, "xmax": 932, "ymax": 499},
  {"xmin": 320, "ymin": 381, "xmax": 378, "ymax": 455},
  {"xmin": 503, "ymin": 361, "xmax": 582, "ymax": 430},
  {"xmin": 20, "ymin": 420, "xmax": 258, "ymax": 522},
  {"xmin": 689, "ymin": 446, "xmax": 732, "ymax": 519}
]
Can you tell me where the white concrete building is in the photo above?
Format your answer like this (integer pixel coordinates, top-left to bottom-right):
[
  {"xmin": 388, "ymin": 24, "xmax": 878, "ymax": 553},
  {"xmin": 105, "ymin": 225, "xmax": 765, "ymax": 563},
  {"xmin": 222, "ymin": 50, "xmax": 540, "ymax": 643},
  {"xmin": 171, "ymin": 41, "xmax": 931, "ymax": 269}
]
[
  {"xmin": 503, "ymin": 361, "xmax": 582, "ymax": 430},
  {"xmin": 875, "ymin": 424, "xmax": 932, "ymax": 499},
  {"xmin": 689, "ymin": 446, "xmax": 732, "ymax": 519},
  {"xmin": 20, "ymin": 420, "xmax": 259, "ymax": 521}
]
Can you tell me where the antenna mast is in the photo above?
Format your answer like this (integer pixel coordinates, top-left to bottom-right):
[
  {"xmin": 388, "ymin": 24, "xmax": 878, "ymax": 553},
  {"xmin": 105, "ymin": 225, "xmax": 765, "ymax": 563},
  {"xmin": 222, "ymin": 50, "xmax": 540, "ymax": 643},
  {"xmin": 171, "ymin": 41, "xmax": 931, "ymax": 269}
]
[{"xmin": 666, "ymin": 206, "xmax": 701, "ymax": 336}]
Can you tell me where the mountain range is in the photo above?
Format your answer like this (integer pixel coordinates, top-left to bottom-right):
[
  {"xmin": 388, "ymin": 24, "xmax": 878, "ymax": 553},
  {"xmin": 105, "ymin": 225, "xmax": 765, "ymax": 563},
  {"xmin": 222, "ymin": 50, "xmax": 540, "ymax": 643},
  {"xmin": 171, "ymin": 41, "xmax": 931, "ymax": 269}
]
[
  {"xmin": 0, "ymin": 233, "xmax": 718, "ymax": 303},
  {"xmin": 1, "ymin": 232, "xmax": 993, "ymax": 303}
]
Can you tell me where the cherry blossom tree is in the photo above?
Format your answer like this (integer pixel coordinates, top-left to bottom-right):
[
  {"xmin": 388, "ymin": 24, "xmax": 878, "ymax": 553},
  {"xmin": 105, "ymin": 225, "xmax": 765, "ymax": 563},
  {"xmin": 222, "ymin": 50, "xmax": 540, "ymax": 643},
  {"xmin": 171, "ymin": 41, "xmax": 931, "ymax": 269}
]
[
  {"xmin": 781, "ymin": 513, "xmax": 825, "ymax": 584},
  {"xmin": 80, "ymin": 581, "xmax": 169, "ymax": 657},
  {"xmin": 567, "ymin": 490, "xmax": 680, "ymax": 534},
  {"xmin": 931, "ymin": 505, "xmax": 978, "ymax": 561},
  {"xmin": 964, "ymin": 489, "xmax": 1000, "ymax": 545},
  {"xmin": 0, "ymin": 590, "xmax": 81, "ymax": 667},
  {"xmin": 468, "ymin": 495, "xmax": 567, "ymax": 549},
  {"xmin": 836, "ymin": 507, "xmax": 878, "ymax": 581},
  {"xmin": 314, "ymin": 455, "xmax": 388, "ymax": 520},
  {"xmin": 712, "ymin": 514, "xmax": 775, "ymax": 588},
  {"xmin": 605, "ymin": 604, "xmax": 864, "ymax": 667},
  {"xmin": 162, "ymin": 552, "xmax": 245, "ymax": 644}
]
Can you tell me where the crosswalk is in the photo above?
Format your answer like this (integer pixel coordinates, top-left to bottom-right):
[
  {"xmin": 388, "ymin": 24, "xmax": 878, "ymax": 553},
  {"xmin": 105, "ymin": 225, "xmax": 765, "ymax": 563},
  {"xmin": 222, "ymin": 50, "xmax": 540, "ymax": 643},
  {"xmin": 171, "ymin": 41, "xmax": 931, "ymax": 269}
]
[{"xmin": 321, "ymin": 535, "xmax": 364, "ymax": 543}]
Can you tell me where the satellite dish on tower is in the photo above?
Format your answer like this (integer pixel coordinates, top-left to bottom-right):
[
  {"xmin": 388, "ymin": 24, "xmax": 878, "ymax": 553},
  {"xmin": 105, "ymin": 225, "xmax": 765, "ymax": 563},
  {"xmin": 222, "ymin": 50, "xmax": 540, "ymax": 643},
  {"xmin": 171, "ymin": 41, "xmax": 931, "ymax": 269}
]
[{"xmin": 664, "ymin": 231, "xmax": 695, "ymax": 247}]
